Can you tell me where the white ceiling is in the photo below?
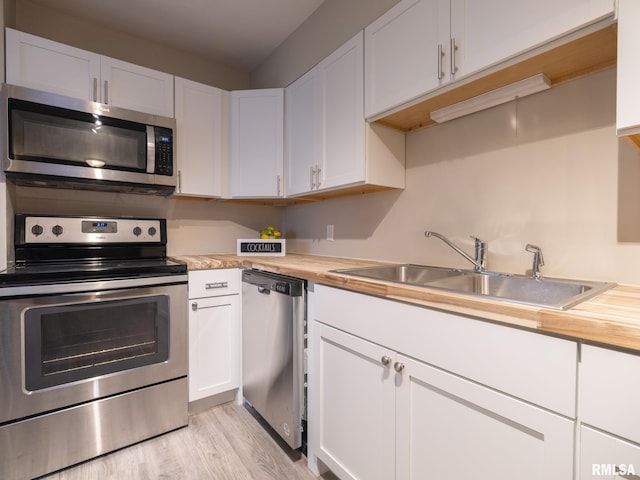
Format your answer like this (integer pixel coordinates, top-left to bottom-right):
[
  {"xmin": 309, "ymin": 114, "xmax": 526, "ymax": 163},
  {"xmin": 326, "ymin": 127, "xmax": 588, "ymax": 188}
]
[{"xmin": 27, "ymin": 0, "xmax": 326, "ymax": 72}]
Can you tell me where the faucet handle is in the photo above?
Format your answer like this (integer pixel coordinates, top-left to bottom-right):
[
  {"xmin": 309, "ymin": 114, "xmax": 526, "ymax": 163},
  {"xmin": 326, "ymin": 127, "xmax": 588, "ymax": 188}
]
[
  {"xmin": 470, "ymin": 235, "xmax": 486, "ymax": 246},
  {"xmin": 525, "ymin": 244, "xmax": 544, "ymax": 278}
]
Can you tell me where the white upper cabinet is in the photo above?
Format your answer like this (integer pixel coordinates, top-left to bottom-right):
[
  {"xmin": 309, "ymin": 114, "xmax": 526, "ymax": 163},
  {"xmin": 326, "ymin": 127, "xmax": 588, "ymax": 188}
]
[
  {"xmin": 285, "ymin": 64, "xmax": 322, "ymax": 196},
  {"xmin": 286, "ymin": 32, "xmax": 405, "ymax": 197},
  {"xmin": 617, "ymin": 0, "xmax": 640, "ymax": 138},
  {"xmin": 229, "ymin": 88, "xmax": 284, "ymax": 198},
  {"xmin": 458, "ymin": 0, "xmax": 615, "ymax": 76},
  {"xmin": 320, "ymin": 32, "xmax": 366, "ymax": 191},
  {"xmin": 364, "ymin": 0, "xmax": 614, "ymax": 120},
  {"xmin": 365, "ymin": 0, "xmax": 452, "ymax": 119},
  {"xmin": 100, "ymin": 57, "xmax": 174, "ymax": 117},
  {"xmin": 5, "ymin": 28, "xmax": 174, "ymax": 117},
  {"xmin": 174, "ymin": 77, "xmax": 228, "ymax": 198}
]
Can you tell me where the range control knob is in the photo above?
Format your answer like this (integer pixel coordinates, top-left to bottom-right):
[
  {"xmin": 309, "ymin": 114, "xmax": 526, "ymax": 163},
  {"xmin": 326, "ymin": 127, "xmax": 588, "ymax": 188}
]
[
  {"xmin": 133, "ymin": 226, "xmax": 142, "ymax": 237},
  {"xmin": 148, "ymin": 226, "xmax": 157, "ymax": 237},
  {"xmin": 31, "ymin": 224, "xmax": 44, "ymax": 236},
  {"xmin": 52, "ymin": 225, "xmax": 63, "ymax": 237}
]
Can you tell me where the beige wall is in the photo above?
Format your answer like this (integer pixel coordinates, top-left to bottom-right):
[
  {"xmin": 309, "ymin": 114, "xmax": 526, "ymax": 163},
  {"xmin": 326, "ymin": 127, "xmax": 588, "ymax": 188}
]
[
  {"xmin": 13, "ymin": 187, "xmax": 284, "ymax": 256},
  {"xmin": 284, "ymin": 68, "xmax": 640, "ymax": 286},
  {"xmin": 13, "ymin": 0, "xmax": 250, "ymax": 90},
  {"xmin": 251, "ymin": 0, "xmax": 400, "ymax": 88}
]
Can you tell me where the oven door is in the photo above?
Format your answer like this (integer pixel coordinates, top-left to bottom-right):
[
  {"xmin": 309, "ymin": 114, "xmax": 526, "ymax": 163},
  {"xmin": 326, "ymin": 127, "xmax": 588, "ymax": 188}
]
[{"xmin": 0, "ymin": 280, "xmax": 187, "ymax": 424}]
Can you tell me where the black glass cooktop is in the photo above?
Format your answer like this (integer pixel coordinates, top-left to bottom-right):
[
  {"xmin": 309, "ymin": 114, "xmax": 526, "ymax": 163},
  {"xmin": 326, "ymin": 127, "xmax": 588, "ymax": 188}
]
[{"xmin": 0, "ymin": 257, "xmax": 187, "ymax": 287}]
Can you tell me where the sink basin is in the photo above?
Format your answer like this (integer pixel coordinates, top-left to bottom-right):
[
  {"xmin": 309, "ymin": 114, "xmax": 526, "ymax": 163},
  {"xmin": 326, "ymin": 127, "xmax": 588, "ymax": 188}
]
[
  {"xmin": 427, "ymin": 272, "xmax": 615, "ymax": 310},
  {"xmin": 332, "ymin": 264, "xmax": 615, "ymax": 310},
  {"xmin": 332, "ymin": 264, "xmax": 465, "ymax": 285}
]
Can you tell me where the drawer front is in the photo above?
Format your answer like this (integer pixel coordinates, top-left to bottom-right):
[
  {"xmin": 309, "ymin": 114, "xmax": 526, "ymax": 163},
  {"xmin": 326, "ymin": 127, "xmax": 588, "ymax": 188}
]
[
  {"xmin": 188, "ymin": 268, "xmax": 241, "ymax": 298},
  {"xmin": 581, "ymin": 345, "xmax": 640, "ymax": 444},
  {"xmin": 580, "ymin": 426, "xmax": 640, "ymax": 479},
  {"xmin": 312, "ymin": 284, "xmax": 577, "ymax": 417}
]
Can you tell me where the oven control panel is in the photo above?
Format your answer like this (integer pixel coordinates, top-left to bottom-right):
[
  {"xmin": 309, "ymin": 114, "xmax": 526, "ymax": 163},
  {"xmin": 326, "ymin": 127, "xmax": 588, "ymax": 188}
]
[{"xmin": 23, "ymin": 216, "xmax": 164, "ymax": 244}]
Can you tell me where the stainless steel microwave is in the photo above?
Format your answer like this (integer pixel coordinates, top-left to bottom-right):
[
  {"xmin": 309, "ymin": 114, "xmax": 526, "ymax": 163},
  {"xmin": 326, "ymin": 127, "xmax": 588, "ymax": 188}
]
[{"xmin": 2, "ymin": 84, "xmax": 176, "ymax": 196}]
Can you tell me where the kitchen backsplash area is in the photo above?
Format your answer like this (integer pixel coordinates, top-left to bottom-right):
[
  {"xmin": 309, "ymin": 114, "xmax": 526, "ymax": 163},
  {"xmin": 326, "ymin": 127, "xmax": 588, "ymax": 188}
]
[
  {"xmin": 13, "ymin": 186, "xmax": 283, "ymax": 257},
  {"xmin": 285, "ymin": 68, "xmax": 640, "ymax": 286}
]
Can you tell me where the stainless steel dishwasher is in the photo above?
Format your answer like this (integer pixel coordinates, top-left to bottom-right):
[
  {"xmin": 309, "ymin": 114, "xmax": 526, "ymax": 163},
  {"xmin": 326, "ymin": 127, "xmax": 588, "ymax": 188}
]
[{"xmin": 241, "ymin": 269, "xmax": 306, "ymax": 450}]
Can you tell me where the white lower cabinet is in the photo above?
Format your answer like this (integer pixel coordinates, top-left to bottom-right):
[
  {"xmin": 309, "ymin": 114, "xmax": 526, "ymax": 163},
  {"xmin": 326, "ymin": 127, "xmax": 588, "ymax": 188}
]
[
  {"xmin": 580, "ymin": 344, "xmax": 640, "ymax": 479},
  {"xmin": 395, "ymin": 353, "xmax": 574, "ymax": 480},
  {"xmin": 580, "ymin": 426, "xmax": 640, "ymax": 480},
  {"xmin": 315, "ymin": 323, "xmax": 395, "ymax": 480},
  {"xmin": 187, "ymin": 269, "xmax": 241, "ymax": 402},
  {"xmin": 308, "ymin": 284, "xmax": 577, "ymax": 479}
]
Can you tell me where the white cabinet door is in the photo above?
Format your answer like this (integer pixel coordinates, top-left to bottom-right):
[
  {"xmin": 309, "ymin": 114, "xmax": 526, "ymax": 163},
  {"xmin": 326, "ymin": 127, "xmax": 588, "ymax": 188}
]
[
  {"xmin": 5, "ymin": 28, "xmax": 174, "ymax": 117},
  {"xmin": 581, "ymin": 345, "xmax": 640, "ymax": 446},
  {"xmin": 320, "ymin": 32, "xmax": 366, "ymax": 191},
  {"xmin": 617, "ymin": 0, "xmax": 640, "ymax": 137},
  {"xmin": 456, "ymin": 0, "xmax": 614, "ymax": 76},
  {"xmin": 175, "ymin": 77, "xmax": 228, "ymax": 197},
  {"xmin": 314, "ymin": 323, "xmax": 395, "ymax": 480},
  {"xmin": 285, "ymin": 65, "xmax": 322, "ymax": 196},
  {"xmin": 396, "ymin": 354, "xmax": 575, "ymax": 480},
  {"xmin": 580, "ymin": 426, "xmax": 640, "ymax": 480},
  {"xmin": 364, "ymin": 0, "xmax": 450, "ymax": 118},
  {"xmin": 5, "ymin": 28, "xmax": 100, "ymax": 101},
  {"xmin": 101, "ymin": 57, "xmax": 174, "ymax": 117},
  {"xmin": 229, "ymin": 88, "xmax": 284, "ymax": 198},
  {"xmin": 188, "ymin": 294, "xmax": 240, "ymax": 402}
]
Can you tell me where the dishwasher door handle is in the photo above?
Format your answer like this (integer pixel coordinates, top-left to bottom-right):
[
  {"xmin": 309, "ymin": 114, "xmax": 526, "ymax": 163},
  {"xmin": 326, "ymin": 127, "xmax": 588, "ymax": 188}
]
[{"xmin": 257, "ymin": 285, "xmax": 271, "ymax": 294}]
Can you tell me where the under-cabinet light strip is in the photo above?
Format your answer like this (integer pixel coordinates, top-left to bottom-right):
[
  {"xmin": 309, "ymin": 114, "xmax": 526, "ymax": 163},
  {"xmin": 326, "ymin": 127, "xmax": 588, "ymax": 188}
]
[{"xmin": 430, "ymin": 73, "xmax": 552, "ymax": 123}]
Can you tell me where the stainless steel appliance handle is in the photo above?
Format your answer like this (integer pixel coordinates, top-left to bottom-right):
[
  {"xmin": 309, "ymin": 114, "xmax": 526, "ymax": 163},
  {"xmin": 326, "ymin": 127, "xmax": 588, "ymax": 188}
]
[
  {"xmin": 146, "ymin": 125, "xmax": 156, "ymax": 174},
  {"xmin": 0, "ymin": 274, "xmax": 188, "ymax": 298}
]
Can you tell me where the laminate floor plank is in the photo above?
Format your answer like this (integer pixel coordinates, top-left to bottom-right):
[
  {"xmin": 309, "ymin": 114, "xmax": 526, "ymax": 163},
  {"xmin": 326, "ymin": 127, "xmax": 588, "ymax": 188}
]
[{"xmin": 40, "ymin": 403, "xmax": 317, "ymax": 480}]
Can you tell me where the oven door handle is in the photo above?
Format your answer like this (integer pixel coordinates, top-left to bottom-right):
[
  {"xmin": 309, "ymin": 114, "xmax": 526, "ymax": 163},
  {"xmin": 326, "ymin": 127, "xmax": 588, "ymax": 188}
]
[{"xmin": 0, "ymin": 274, "xmax": 188, "ymax": 298}]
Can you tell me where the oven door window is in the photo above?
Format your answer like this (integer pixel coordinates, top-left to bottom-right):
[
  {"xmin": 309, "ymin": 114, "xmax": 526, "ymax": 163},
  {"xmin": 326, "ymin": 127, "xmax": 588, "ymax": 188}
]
[{"xmin": 24, "ymin": 295, "xmax": 169, "ymax": 391}]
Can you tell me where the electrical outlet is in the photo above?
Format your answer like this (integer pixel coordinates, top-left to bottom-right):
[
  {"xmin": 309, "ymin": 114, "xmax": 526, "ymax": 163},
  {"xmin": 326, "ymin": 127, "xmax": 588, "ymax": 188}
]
[{"xmin": 326, "ymin": 224, "xmax": 334, "ymax": 241}]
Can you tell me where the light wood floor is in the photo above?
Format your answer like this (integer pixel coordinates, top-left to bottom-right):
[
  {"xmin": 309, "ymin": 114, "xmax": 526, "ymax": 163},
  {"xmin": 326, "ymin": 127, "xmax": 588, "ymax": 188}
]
[{"xmin": 41, "ymin": 402, "xmax": 321, "ymax": 480}]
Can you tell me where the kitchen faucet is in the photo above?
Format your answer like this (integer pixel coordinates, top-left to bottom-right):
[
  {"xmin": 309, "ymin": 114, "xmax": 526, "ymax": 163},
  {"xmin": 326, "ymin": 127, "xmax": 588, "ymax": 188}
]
[
  {"xmin": 525, "ymin": 244, "xmax": 544, "ymax": 279},
  {"xmin": 424, "ymin": 231, "xmax": 487, "ymax": 272}
]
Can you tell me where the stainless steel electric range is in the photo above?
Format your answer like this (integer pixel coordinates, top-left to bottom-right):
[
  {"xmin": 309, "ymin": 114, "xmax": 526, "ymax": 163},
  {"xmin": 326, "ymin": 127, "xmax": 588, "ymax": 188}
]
[{"xmin": 0, "ymin": 214, "xmax": 188, "ymax": 480}]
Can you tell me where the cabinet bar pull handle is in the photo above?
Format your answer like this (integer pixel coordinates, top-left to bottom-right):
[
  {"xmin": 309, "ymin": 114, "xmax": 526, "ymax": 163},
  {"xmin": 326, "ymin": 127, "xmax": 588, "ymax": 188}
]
[
  {"xmin": 394, "ymin": 362, "xmax": 405, "ymax": 373},
  {"xmin": 437, "ymin": 44, "xmax": 445, "ymax": 80},
  {"xmin": 381, "ymin": 355, "xmax": 392, "ymax": 366},
  {"xmin": 205, "ymin": 282, "xmax": 228, "ymax": 289},
  {"xmin": 277, "ymin": 175, "xmax": 282, "ymax": 196},
  {"xmin": 316, "ymin": 166, "xmax": 322, "ymax": 189},
  {"xmin": 104, "ymin": 80, "xmax": 109, "ymax": 104},
  {"xmin": 450, "ymin": 37, "xmax": 459, "ymax": 76},
  {"xmin": 177, "ymin": 170, "xmax": 182, "ymax": 193},
  {"xmin": 310, "ymin": 166, "xmax": 316, "ymax": 190},
  {"xmin": 92, "ymin": 78, "xmax": 98, "ymax": 102},
  {"xmin": 191, "ymin": 302, "xmax": 198, "ymax": 311}
]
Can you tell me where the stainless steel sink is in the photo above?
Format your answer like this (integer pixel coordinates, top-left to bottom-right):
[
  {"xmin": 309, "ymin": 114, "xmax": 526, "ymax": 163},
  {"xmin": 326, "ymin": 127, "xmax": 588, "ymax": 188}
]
[
  {"xmin": 331, "ymin": 264, "xmax": 466, "ymax": 285},
  {"xmin": 426, "ymin": 272, "xmax": 615, "ymax": 310},
  {"xmin": 332, "ymin": 264, "xmax": 615, "ymax": 310}
]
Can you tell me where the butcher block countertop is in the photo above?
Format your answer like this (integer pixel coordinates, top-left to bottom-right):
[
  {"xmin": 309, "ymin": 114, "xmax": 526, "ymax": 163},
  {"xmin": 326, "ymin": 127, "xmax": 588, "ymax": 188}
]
[{"xmin": 173, "ymin": 253, "xmax": 640, "ymax": 352}]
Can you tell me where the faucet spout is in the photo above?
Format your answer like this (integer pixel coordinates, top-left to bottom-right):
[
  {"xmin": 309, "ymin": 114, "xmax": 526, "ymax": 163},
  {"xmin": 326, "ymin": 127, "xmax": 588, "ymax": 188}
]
[{"xmin": 425, "ymin": 231, "xmax": 487, "ymax": 272}]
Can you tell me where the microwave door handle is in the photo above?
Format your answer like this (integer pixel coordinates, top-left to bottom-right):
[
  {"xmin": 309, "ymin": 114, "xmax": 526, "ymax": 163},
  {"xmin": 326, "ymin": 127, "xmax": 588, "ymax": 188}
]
[{"xmin": 146, "ymin": 126, "xmax": 156, "ymax": 174}]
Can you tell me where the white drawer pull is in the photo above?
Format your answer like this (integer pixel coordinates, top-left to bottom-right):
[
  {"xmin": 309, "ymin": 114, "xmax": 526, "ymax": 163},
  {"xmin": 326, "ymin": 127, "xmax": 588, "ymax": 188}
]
[{"xmin": 205, "ymin": 281, "xmax": 229, "ymax": 290}]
